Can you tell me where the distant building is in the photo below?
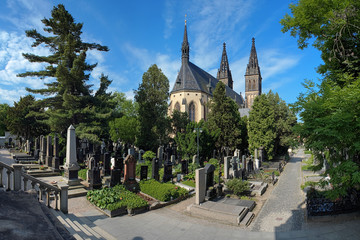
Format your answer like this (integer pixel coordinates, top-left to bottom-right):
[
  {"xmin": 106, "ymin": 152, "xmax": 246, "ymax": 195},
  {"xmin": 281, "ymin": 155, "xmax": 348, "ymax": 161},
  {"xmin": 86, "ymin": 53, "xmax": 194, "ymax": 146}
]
[
  {"xmin": 168, "ymin": 21, "xmax": 262, "ymax": 121},
  {"xmin": 0, "ymin": 131, "xmax": 18, "ymax": 147}
]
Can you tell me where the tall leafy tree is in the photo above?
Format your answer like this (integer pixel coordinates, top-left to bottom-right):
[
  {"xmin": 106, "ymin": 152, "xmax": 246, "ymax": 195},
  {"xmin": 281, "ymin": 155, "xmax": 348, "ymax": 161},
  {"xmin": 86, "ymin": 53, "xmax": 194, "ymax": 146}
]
[
  {"xmin": 6, "ymin": 95, "xmax": 48, "ymax": 139},
  {"xmin": 207, "ymin": 82, "xmax": 242, "ymax": 152},
  {"xmin": 171, "ymin": 110, "xmax": 190, "ymax": 136},
  {"xmin": 0, "ymin": 104, "xmax": 10, "ymax": 136},
  {"xmin": 281, "ymin": 0, "xmax": 360, "ymax": 198},
  {"xmin": 17, "ymin": 4, "xmax": 110, "ymax": 142},
  {"xmin": 134, "ymin": 64, "xmax": 170, "ymax": 151},
  {"xmin": 248, "ymin": 91, "xmax": 296, "ymax": 160}
]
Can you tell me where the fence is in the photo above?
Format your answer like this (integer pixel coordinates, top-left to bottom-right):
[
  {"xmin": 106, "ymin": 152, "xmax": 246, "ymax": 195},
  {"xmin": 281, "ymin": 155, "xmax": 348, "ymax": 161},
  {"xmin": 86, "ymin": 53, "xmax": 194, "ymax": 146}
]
[{"xmin": 0, "ymin": 162, "xmax": 68, "ymax": 213}]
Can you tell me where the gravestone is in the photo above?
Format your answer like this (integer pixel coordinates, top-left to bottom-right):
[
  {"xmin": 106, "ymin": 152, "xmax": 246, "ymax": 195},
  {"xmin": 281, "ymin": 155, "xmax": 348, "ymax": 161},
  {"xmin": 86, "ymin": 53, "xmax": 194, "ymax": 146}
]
[
  {"xmin": 89, "ymin": 163, "xmax": 102, "ymax": 189},
  {"xmin": 103, "ymin": 152, "xmax": 111, "ymax": 176},
  {"xmin": 170, "ymin": 155, "xmax": 176, "ymax": 164},
  {"xmin": 259, "ymin": 147, "xmax": 263, "ymax": 162},
  {"xmin": 242, "ymin": 155, "xmax": 246, "ymax": 171},
  {"xmin": 110, "ymin": 157, "xmax": 122, "ymax": 187},
  {"xmin": 224, "ymin": 156, "xmax": 231, "ymax": 179},
  {"xmin": 40, "ymin": 135, "xmax": 46, "ymax": 164},
  {"xmin": 128, "ymin": 147, "xmax": 135, "ymax": 157},
  {"xmin": 255, "ymin": 158, "xmax": 260, "ymax": 170},
  {"xmin": 162, "ymin": 161, "xmax": 173, "ymax": 182},
  {"xmin": 195, "ymin": 168, "xmax": 206, "ymax": 205},
  {"xmin": 152, "ymin": 158, "xmax": 160, "ymax": 181},
  {"xmin": 140, "ymin": 165, "xmax": 148, "ymax": 181},
  {"xmin": 204, "ymin": 164, "xmax": 215, "ymax": 190},
  {"xmin": 26, "ymin": 140, "xmax": 30, "ymax": 154},
  {"xmin": 123, "ymin": 154, "xmax": 136, "ymax": 184},
  {"xmin": 247, "ymin": 158, "xmax": 254, "ymax": 173},
  {"xmin": 157, "ymin": 146, "xmax": 164, "ymax": 167},
  {"xmin": 254, "ymin": 149, "xmax": 258, "ymax": 161},
  {"xmin": 229, "ymin": 156, "xmax": 238, "ymax": 178},
  {"xmin": 52, "ymin": 134, "xmax": 60, "ymax": 171},
  {"xmin": 181, "ymin": 160, "xmax": 188, "ymax": 175},
  {"xmin": 192, "ymin": 154, "xmax": 199, "ymax": 165},
  {"xmin": 204, "ymin": 164, "xmax": 216, "ymax": 199},
  {"xmin": 138, "ymin": 149, "xmax": 144, "ymax": 162},
  {"xmin": 63, "ymin": 125, "xmax": 80, "ymax": 185},
  {"xmin": 46, "ymin": 135, "xmax": 53, "ymax": 167}
]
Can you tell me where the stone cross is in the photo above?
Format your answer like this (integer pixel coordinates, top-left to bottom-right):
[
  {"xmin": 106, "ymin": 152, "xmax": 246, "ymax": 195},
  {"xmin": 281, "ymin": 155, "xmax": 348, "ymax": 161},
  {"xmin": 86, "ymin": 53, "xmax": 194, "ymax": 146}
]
[{"xmin": 64, "ymin": 125, "xmax": 80, "ymax": 185}]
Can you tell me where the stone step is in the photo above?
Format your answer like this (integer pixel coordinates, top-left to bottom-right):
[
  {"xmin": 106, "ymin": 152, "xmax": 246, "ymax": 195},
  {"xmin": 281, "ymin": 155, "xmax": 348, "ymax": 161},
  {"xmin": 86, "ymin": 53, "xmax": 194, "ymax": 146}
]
[
  {"xmin": 27, "ymin": 170, "xmax": 61, "ymax": 178},
  {"xmin": 68, "ymin": 187, "xmax": 88, "ymax": 198},
  {"xmin": 239, "ymin": 211, "xmax": 255, "ymax": 227},
  {"xmin": 50, "ymin": 209, "xmax": 114, "ymax": 240}
]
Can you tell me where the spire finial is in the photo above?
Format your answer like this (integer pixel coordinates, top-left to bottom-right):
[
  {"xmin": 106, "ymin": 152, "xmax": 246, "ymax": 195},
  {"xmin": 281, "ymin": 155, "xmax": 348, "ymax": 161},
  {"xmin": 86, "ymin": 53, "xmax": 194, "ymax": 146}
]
[
  {"xmin": 185, "ymin": 14, "xmax": 187, "ymax": 25},
  {"xmin": 252, "ymin": 37, "xmax": 255, "ymax": 44}
]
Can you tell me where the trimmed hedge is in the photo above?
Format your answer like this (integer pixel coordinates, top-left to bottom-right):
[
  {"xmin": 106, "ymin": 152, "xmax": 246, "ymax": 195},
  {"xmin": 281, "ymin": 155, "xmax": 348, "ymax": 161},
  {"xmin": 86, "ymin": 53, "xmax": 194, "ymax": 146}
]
[
  {"xmin": 87, "ymin": 185, "xmax": 148, "ymax": 211},
  {"xmin": 139, "ymin": 179, "xmax": 188, "ymax": 202}
]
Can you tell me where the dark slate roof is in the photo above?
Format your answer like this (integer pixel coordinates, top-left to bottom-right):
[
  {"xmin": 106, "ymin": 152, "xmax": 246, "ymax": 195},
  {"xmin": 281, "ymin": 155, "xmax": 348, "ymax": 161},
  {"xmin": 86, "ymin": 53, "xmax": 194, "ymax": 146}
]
[{"xmin": 171, "ymin": 61, "xmax": 245, "ymax": 107}]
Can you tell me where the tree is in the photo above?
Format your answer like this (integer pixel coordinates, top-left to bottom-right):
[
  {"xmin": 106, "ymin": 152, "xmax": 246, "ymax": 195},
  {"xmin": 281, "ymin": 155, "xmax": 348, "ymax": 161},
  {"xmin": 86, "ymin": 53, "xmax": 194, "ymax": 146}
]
[
  {"xmin": 109, "ymin": 116, "xmax": 139, "ymax": 145},
  {"xmin": 207, "ymin": 82, "xmax": 242, "ymax": 152},
  {"xmin": 280, "ymin": 0, "xmax": 360, "ymax": 84},
  {"xmin": 6, "ymin": 95, "xmax": 48, "ymax": 139},
  {"xmin": 0, "ymin": 104, "xmax": 10, "ymax": 136},
  {"xmin": 134, "ymin": 64, "xmax": 170, "ymax": 151},
  {"xmin": 248, "ymin": 91, "xmax": 296, "ymax": 160},
  {"xmin": 281, "ymin": 0, "xmax": 360, "ymax": 199},
  {"xmin": 171, "ymin": 110, "xmax": 190, "ymax": 136},
  {"xmin": 18, "ymin": 4, "xmax": 110, "ymax": 142},
  {"xmin": 110, "ymin": 91, "xmax": 138, "ymax": 118}
]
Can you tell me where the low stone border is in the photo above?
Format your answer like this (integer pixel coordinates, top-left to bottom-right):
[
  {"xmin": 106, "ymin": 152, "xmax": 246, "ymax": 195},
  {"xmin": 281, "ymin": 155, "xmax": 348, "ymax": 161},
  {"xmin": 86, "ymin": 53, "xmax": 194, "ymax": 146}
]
[
  {"xmin": 92, "ymin": 204, "xmax": 149, "ymax": 218},
  {"xmin": 140, "ymin": 191, "xmax": 192, "ymax": 210}
]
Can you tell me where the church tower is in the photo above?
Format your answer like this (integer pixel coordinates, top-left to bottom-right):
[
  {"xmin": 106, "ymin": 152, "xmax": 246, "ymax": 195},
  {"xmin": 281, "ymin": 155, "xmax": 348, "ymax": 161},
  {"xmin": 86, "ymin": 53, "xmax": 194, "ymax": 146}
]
[
  {"xmin": 245, "ymin": 38, "xmax": 262, "ymax": 109},
  {"xmin": 217, "ymin": 43, "xmax": 233, "ymax": 89},
  {"xmin": 182, "ymin": 19, "xmax": 190, "ymax": 64}
]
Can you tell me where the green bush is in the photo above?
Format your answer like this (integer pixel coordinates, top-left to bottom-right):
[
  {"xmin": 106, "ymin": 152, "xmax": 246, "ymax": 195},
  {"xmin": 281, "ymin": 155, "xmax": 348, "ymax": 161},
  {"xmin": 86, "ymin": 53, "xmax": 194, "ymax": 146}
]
[
  {"xmin": 139, "ymin": 179, "xmax": 188, "ymax": 202},
  {"xmin": 143, "ymin": 151, "xmax": 156, "ymax": 162},
  {"xmin": 87, "ymin": 185, "xmax": 148, "ymax": 211},
  {"xmin": 304, "ymin": 150, "xmax": 312, "ymax": 154},
  {"xmin": 208, "ymin": 158, "xmax": 219, "ymax": 169},
  {"xmin": 225, "ymin": 179, "xmax": 250, "ymax": 196},
  {"xmin": 301, "ymin": 181, "xmax": 317, "ymax": 190},
  {"xmin": 78, "ymin": 169, "xmax": 87, "ymax": 180}
]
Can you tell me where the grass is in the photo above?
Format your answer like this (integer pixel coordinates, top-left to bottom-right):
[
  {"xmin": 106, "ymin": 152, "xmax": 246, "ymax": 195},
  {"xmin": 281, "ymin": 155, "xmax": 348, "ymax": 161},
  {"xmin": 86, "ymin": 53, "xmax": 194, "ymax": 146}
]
[
  {"xmin": 304, "ymin": 150, "xmax": 312, "ymax": 154},
  {"xmin": 182, "ymin": 180, "xmax": 195, "ymax": 188},
  {"xmin": 302, "ymin": 154, "xmax": 314, "ymax": 171},
  {"xmin": 78, "ymin": 168, "xmax": 87, "ymax": 180},
  {"xmin": 301, "ymin": 181, "xmax": 317, "ymax": 190}
]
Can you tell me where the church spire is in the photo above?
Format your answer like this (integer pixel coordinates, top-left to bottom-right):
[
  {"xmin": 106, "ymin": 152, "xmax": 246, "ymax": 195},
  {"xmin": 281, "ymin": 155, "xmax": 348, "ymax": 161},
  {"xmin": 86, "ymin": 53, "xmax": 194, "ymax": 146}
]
[
  {"xmin": 181, "ymin": 18, "xmax": 189, "ymax": 64},
  {"xmin": 217, "ymin": 42, "xmax": 233, "ymax": 89},
  {"xmin": 245, "ymin": 37, "xmax": 262, "ymax": 109},
  {"xmin": 246, "ymin": 38, "xmax": 260, "ymax": 76}
]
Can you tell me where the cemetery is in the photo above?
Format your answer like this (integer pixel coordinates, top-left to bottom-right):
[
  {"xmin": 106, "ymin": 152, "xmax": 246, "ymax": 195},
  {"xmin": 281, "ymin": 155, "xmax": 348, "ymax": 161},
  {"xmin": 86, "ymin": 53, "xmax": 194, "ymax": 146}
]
[{"xmin": 0, "ymin": 122, "xmax": 292, "ymax": 228}]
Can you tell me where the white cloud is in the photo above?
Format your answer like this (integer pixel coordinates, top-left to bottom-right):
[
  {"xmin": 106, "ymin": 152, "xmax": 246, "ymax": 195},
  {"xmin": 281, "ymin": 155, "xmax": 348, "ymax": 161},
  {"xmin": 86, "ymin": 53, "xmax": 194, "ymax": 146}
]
[
  {"xmin": 260, "ymin": 49, "xmax": 300, "ymax": 80},
  {"xmin": 0, "ymin": 88, "xmax": 27, "ymax": 105}
]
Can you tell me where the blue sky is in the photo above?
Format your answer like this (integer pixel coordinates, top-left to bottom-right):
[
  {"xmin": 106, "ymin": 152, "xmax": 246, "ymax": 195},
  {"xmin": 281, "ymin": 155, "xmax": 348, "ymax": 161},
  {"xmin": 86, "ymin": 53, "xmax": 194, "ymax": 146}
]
[{"xmin": 0, "ymin": 0, "xmax": 323, "ymax": 106}]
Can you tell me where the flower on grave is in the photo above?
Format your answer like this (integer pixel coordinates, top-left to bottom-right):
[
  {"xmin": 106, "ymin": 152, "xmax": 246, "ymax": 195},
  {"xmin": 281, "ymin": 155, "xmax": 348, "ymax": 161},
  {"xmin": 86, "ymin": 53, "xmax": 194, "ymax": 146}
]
[
  {"xmin": 175, "ymin": 187, "xmax": 178, "ymax": 189},
  {"xmin": 120, "ymin": 197, "xmax": 123, "ymax": 200}
]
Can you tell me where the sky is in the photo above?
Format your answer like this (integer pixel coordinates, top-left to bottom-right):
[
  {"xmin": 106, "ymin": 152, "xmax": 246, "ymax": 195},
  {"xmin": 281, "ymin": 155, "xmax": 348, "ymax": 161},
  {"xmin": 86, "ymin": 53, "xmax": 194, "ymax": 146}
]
[{"xmin": 0, "ymin": 0, "xmax": 323, "ymax": 106}]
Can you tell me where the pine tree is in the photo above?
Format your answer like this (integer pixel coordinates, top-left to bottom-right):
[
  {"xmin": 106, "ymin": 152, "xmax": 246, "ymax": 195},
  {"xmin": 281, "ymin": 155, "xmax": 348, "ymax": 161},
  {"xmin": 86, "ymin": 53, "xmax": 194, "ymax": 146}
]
[{"xmin": 17, "ymin": 4, "xmax": 111, "ymax": 142}]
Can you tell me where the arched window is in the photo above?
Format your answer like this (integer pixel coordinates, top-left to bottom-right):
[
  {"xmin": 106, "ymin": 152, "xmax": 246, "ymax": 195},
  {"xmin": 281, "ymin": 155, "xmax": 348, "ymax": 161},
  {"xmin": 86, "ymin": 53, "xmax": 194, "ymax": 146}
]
[
  {"xmin": 189, "ymin": 102, "xmax": 195, "ymax": 122},
  {"xmin": 174, "ymin": 102, "xmax": 180, "ymax": 112}
]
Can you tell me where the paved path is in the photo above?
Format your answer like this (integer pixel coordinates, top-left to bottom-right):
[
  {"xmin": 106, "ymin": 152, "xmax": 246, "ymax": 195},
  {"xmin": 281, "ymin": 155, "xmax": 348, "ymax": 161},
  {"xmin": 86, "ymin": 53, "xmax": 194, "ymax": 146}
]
[{"xmin": 250, "ymin": 149, "xmax": 305, "ymax": 232}]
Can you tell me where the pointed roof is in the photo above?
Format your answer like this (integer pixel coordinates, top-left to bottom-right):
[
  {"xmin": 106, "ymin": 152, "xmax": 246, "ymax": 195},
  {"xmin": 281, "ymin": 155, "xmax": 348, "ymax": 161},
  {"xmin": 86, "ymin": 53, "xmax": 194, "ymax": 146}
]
[
  {"xmin": 219, "ymin": 43, "xmax": 230, "ymax": 74},
  {"xmin": 245, "ymin": 38, "xmax": 261, "ymax": 76},
  {"xmin": 181, "ymin": 20, "xmax": 189, "ymax": 63},
  {"xmin": 217, "ymin": 42, "xmax": 233, "ymax": 89}
]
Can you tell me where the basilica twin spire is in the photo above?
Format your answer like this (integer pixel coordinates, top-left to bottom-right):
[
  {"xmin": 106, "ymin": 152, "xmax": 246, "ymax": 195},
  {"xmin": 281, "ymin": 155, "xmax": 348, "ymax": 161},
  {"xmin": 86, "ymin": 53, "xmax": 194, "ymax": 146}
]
[{"xmin": 181, "ymin": 21, "xmax": 260, "ymax": 92}]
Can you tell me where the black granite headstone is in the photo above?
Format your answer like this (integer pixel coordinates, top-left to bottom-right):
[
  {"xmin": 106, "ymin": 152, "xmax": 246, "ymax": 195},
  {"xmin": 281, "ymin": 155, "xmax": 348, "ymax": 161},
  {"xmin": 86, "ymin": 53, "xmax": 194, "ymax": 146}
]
[
  {"xmin": 181, "ymin": 160, "xmax": 188, "ymax": 175},
  {"xmin": 140, "ymin": 165, "xmax": 148, "ymax": 181},
  {"xmin": 152, "ymin": 158, "xmax": 160, "ymax": 181},
  {"xmin": 162, "ymin": 162, "xmax": 172, "ymax": 182}
]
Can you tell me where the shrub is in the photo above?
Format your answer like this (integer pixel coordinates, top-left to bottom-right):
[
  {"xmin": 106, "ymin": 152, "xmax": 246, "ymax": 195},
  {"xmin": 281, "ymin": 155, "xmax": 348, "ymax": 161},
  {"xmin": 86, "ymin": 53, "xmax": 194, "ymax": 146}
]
[
  {"xmin": 225, "ymin": 179, "xmax": 250, "ymax": 196},
  {"xmin": 78, "ymin": 169, "xmax": 87, "ymax": 180},
  {"xmin": 208, "ymin": 158, "xmax": 219, "ymax": 169},
  {"xmin": 301, "ymin": 181, "xmax": 317, "ymax": 190},
  {"xmin": 139, "ymin": 179, "xmax": 188, "ymax": 202},
  {"xmin": 304, "ymin": 150, "xmax": 312, "ymax": 155},
  {"xmin": 143, "ymin": 151, "xmax": 156, "ymax": 162},
  {"xmin": 87, "ymin": 185, "xmax": 148, "ymax": 211}
]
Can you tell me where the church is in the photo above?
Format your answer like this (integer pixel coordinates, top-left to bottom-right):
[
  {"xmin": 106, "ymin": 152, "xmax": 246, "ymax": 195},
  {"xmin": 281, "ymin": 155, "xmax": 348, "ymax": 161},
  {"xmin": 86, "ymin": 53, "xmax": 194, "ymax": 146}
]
[{"xmin": 168, "ymin": 21, "xmax": 262, "ymax": 122}]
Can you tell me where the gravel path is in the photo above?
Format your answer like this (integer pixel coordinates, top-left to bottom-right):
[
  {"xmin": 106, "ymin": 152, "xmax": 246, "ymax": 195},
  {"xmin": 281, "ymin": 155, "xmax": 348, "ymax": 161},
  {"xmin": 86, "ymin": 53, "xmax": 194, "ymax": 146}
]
[{"xmin": 250, "ymin": 149, "xmax": 306, "ymax": 232}]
